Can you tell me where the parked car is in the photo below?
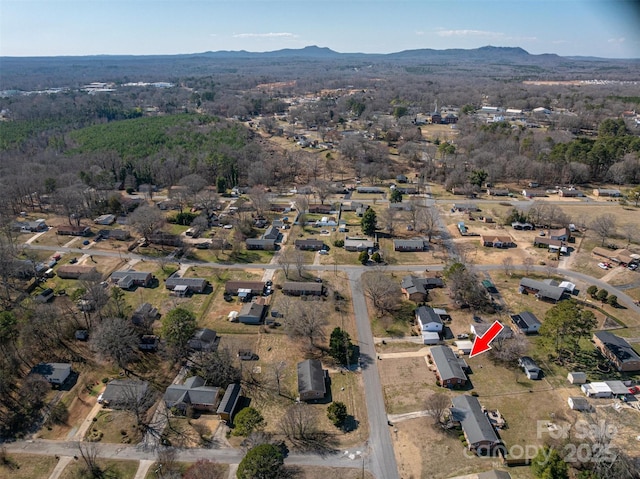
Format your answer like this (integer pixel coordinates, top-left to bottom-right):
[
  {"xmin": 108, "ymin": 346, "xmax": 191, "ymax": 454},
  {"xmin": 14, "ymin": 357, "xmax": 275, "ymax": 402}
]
[{"xmin": 598, "ymin": 262, "xmax": 609, "ymax": 270}]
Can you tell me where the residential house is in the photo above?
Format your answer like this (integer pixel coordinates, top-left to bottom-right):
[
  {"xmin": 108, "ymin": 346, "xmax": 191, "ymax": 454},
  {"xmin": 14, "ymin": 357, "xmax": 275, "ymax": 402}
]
[
  {"xmin": 592, "ymin": 247, "xmax": 639, "ymax": 267},
  {"xmin": 510, "ymin": 311, "xmax": 542, "ymax": 334},
  {"xmin": 511, "ymin": 221, "xmax": 534, "ymax": 230},
  {"xmin": 558, "ymin": 188, "xmax": 583, "ymax": 198},
  {"xmin": 138, "ymin": 335, "xmax": 160, "ymax": 351},
  {"xmin": 97, "ymin": 229, "xmax": 130, "ymax": 241},
  {"xmin": 297, "ymin": 359, "xmax": 327, "ymax": 401},
  {"xmin": 548, "ymin": 228, "xmax": 571, "ymax": 241},
  {"xmin": 165, "ymin": 276, "xmax": 209, "ymax": 294},
  {"xmin": 225, "ymin": 281, "xmax": 265, "ymax": 295},
  {"xmin": 533, "ymin": 236, "xmax": 565, "ymax": 252},
  {"xmin": 238, "ymin": 303, "xmax": 266, "ymax": 325},
  {"xmin": 57, "ymin": 225, "xmax": 92, "ymax": 236},
  {"xmin": 31, "ymin": 363, "xmax": 71, "ymax": 385},
  {"xmin": 344, "ymin": 238, "xmax": 375, "ymax": 252},
  {"xmin": 94, "ymin": 214, "xmax": 116, "ymax": 225},
  {"xmin": 308, "ymin": 204, "xmax": 333, "ymax": 214},
  {"xmin": 294, "ymin": 239, "xmax": 325, "ymax": 251},
  {"xmin": 110, "ymin": 270, "xmax": 153, "ymax": 288},
  {"xmin": 593, "ymin": 188, "xmax": 621, "ymax": 197},
  {"xmin": 217, "ymin": 383, "xmax": 242, "ymax": 422},
  {"xmin": 415, "ymin": 306, "xmax": 445, "ymax": 333},
  {"xmin": 471, "ymin": 322, "xmax": 513, "ymax": 341},
  {"xmin": 486, "ymin": 188, "xmax": 510, "ymax": 197},
  {"xmin": 188, "ymin": 328, "xmax": 219, "ymax": 352},
  {"xmin": 14, "ymin": 219, "xmax": 48, "ymax": 233},
  {"xmin": 481, "ymin": 235, "xmax": 515, "ymax": 248},
  {"xmin": 282, "ymin": 282, "xmax": 323, "ymax": 296},
  {"xmin": 100, "ymin": 380, "xmax": 149, "ymax": 407},
  {"xmin": 393, "ymin": 239, "xmax": 426, "ymax": 252},
  {"xmin": 593, "ymin": 331, "xmax": 640, "ymax": 372},
  {"xmin": 518, "ymin": 356, "xmax": 542, "ymax": 379},
  {"xmin": 521, "ymin": 189, "xmax": 546, "ymax": 198},
  {"xmin": 452, "ymin": 204, "xmax": 479, "ymax": 213},
  {"xmin": 581, "ymin": 382, "xmax": 614, "ymax": 398},
  {"xmin": 356, "ymin": 187, "xmax": 385, "ymax": 194},
  {"xmin": 519, "ymin": 278, "xmax": 565, "ymax": 303},
  {"xmin": 164, "ymin": 376, "xmax": 220, "ymax": 412},
  {"xmin": 450, "ymin": 395, "xmax": 501, "ymax": 455},
  {"xmin": 35, "ymin": 288, "xmax": 55, "ymax": 303},
  {"xmin": 245, "ymin": 238, "xmax": 276, "ymax": 250},
  {"xmin": 56, "ymin": 265, "xmax": 97, "ymax": 279},
  {"xmin": 131, "ymin": 303, "xmax": 159, "ymax": 326},
  {"xmin": 401, "ymin": 275, "xmax": 444, "ymax": 302},
  {"xmin": 429, "ymin": 345, "xmax": 468, "ymax": 388}
]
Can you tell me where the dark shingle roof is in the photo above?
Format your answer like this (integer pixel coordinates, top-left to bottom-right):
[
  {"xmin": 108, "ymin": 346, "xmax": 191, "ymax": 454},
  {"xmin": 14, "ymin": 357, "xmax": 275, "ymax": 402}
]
[
  {"xmin": 297, "ymin": 359, "xmax": 326, "ymax": 396},
  {"xmin": 164, "ymin": 376, "xmax": 219, "ymax": 407},
  {"xmin": 594, "ymin": 331, "xmax": 640, "ymax": 365},
  {"xmin": 217, "ymin": 383, "xmax": 242, "ymax": 416},
  {"xmin": 451, "ymin": 395, "xmax": 499, "ymax": 446},
  {"xmin": 416, "ymin": 306, "xmax": 444, "ymax": 326},
  {"xmin": 430, "ymin": 345, "xmax": 467, "ymax": 382}
]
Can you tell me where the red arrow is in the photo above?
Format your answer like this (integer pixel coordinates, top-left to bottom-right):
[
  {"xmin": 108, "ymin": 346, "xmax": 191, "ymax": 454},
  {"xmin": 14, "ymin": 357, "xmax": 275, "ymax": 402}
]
[{"xmin": 469, "ymin": 320, "xmax": 504, "ymax": 358}]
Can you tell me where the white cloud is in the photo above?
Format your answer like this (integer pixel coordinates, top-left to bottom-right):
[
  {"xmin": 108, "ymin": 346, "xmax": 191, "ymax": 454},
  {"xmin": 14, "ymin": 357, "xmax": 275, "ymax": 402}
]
[
  {"xmin": 233, "ymin": 32, "xmax": 297, "ymax": 39},
  {"xmin": 608, "ymin": 37, "xmax": 625, "ymax": 44},
  {"xmin": 436, "ymin": 29, "xmax": 504, "ymax": 38}
]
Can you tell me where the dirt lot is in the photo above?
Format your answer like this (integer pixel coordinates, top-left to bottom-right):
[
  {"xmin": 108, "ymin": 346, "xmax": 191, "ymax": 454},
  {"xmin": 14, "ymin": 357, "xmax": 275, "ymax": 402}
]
[{"xmin": 378, "ymin": 356, "xmax": 437, "ymax": 414}]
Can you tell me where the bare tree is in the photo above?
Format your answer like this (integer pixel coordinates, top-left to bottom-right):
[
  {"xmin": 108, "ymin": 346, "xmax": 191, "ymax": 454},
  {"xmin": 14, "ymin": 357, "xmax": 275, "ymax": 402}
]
[
  {"xmin": 293, "ymin": 249, "xmax": 306, "ymax": 279},
  {"xmin": 156, "ymin": 447, "xmax": 182, "ymax": 479},
  {"xmin": 378, "ymin": 207, "xmax": 399, "ymax": 237},
  {"xmin": 193, "ymin": 347, "xmax": 242, "ymax": 388},
  {"xmin": 361, "ymin": 272, "xmax": 401, "ymax": 315},
  {"xmin": 277, "ymin": 248, "xmax": 294, "ymax": 279},
  {"xmin": 77, "ymin": 443, "xmax": 102, "ymax": 479},
  {"xmin": 285, "ymin": 301, "xmax": 328, "ymax": 349},
  {"xmin": 91, "ymin": 317, "xmax": 139, "ymax": 372},
  {"xmin": 247, "ymin": 185, "xmax": 270, "ymax": 217},
  {"xmin": 296, "ymin": 195, "xmax": 309, "ymax": 225},
  {"xmin": 313, "ymin": 180, "xmax": 331, "ymax": 205},
  {"xmin": 490, "ymin": 335, "xmax": 527, "ymax": 364},
  {"xmin": 501, "ymin": 256, "xmax": 514, "ymax": 276},
  {"xmin": 621, "ymin": 223, "xmax": 637, "ymax": 246},
  {"xmin": 591, "ymin": 214, "xmax": 616, "ymax": 246},
  {"xmin": 279, "ymin": 403, "xmax": 322, "ymax": 450},
  {"xmin": 128, "ymin": 204, "xmax": 165, "ymax": 242},
  {"xmin": 425, "ymin": 392, "xmax": 450, "ymax": 426},
  {"xmin": 183, "ymin": 459, "xmax": 226, "ymax": 479},
  {"xmin": 416, "ymin": 205, "xmax": 438, "ymax": 242},
  {"xmin": 522, "ymin": 256, "xmax": 534, "ymax": 276}
]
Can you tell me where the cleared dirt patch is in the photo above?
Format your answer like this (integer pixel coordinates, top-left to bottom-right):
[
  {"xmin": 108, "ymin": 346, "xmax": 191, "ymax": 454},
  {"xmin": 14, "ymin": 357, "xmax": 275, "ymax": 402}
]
[{"xmin": 379, "ymin": 356, "xmax": 436, "ymax": 414}]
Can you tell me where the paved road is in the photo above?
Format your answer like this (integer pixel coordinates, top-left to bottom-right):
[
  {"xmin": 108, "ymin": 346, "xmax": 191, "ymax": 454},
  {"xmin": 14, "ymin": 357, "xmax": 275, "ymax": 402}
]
[{"xmin": 348, "ymin": 270, "xmax": 399, "ymax": 479}]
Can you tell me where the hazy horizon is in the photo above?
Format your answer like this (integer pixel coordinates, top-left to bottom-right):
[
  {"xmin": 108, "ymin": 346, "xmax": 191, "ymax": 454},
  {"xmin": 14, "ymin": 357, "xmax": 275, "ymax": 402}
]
[{"xmin": 2, "ymin": 0, "xmax": 640, "ymax": 59}]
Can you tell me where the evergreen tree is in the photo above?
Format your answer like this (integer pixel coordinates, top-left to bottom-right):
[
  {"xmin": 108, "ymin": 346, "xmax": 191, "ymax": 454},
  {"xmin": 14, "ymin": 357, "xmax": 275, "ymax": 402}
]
[{"xmin": 361, "ymin": 208, "xmax": 377, "ymax": 236}]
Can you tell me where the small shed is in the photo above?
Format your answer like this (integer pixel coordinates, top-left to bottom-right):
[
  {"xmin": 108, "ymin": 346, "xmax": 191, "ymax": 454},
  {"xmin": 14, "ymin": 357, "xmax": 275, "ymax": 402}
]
[
  {"xmin": 567, "ymin": 372, "xmax": 587, "ymax": 385},
  {"xmin": 568, "ymin": 397, "xmax": 590, "ymax": 411}
]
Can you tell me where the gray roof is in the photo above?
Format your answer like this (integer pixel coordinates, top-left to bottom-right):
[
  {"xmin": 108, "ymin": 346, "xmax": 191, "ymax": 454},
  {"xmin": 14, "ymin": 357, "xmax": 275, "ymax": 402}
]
[
  {"xmin": 594, "ymin": 331, "xmax": 640, "ymax": 365},
  {"xmin": 402, "ymin": 275, "xmax": 443, "ymax": 295},
  {"xmin": 430, "ymin": 345, "xmax": 467, "ymax": 382},
  {"xmin": 217, "ymin": 383, "xmax": 242, "ymax": 416},
  {"xmin": 102, "ymin": 380, "xmax": 149, "ymax": 404},
  {"xmin": 246, "ymin": 238, "xmax": 276, "ymax": 247},
  {"xmin": 472, "ymin": 322, "xmax": 513, "ymax": 339},
  {"xmin": 188, "ymin": 328, "xmax": 219, "ymax": 351},
  {"xmin": 111, "ymin": 270, "xmax": 151, "ymax": 282},
  {"xmin": 394, "ymin": 239, "xmax": 426, "ymax": 249},
  {"xmin": 519, "ymin": 278, "xmax": 565, "ymax": 301},
  {"xmin": 511, "ymin": 311, "xmax": 541, "ymax": 331},
  {"xmin": 164, "ymin": 376, "xmax": 219, "ymax": 407},
  {"xmin": 297, "ymin": 359, "xmax": 326, "ymax": 396},
  {"xmin": 283, "ymin": 282, "xmax": 323, "ymax": 293},
  {"xmin": 166, "ymin": 276, "xmax": 208, "ymax": 288},
  {"xmin": 416, "ymin": 306, "xmax": 444, "ymax": 326},
  {"xmin": 31, "ymin": 363, "xmax": 71, "ymax": 383},
  {"xmin": 519, "ymin": 356, "xmax": 541, "ymax": 373},
  {"xmin": 263, "ymin": 226, "xmax": 280, "ymax": 240},
  {"xmin": 239, "ymin": 302, "xmax": 266, "ymax": 319},
  {"xmin": 451, "ymin": 395, "xmax": 499, "ymax": 446}
]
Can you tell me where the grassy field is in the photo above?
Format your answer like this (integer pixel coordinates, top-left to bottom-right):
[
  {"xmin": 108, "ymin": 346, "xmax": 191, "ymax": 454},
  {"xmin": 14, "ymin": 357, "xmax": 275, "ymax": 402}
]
[
  {"xmin": 0, "ymin": 453, "xmax": 58, "ymax": 479},
  {"xmin": 59, "ymin": 458, "xmax": 139, "ymax": 479},
  {"xmin": 87, "ymin": 409, "xmax": 143, "ymax": 444}
]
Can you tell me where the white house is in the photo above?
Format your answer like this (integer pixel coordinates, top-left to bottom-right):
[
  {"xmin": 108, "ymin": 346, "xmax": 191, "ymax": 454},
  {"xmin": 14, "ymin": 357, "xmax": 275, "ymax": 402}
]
[
  {"xmin": 581, "ymin": 382, "xmax": 613, "ymax": 398},
  {"xmin": 415, "ymin": 306, "xmax": 444, "ymax": 333},
  {"xmin": 422, "ymin": 331, "xmax": 440, "ymax": 345}
]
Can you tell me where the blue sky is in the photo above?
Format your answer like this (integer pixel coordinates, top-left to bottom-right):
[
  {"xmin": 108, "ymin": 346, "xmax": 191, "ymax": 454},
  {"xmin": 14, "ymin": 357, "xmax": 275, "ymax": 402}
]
[{"xmin": 1, "ymin": 0, "xmax": 639, "ymax": 58}]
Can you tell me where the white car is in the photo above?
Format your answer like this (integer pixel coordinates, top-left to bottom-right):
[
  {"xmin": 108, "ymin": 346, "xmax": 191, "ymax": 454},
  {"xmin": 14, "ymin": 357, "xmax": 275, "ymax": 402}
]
[
  {"xmin": 223, "ymin": 224, "xmax": 233, "ymax": 229},
  {"xmin": 597, "ymin": 263, "xmax": 608, "ymax": 270},
  {"xmin": 318, "ymin": 249, "xmax": 329, "ymax": 255}
]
